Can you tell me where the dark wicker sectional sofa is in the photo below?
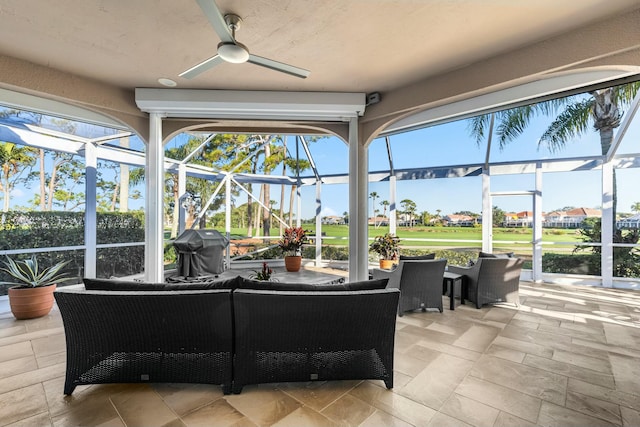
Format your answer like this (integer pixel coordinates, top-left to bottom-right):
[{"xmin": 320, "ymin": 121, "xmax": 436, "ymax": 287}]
[{"xmin": 54, "ymin": 276, "xmax": 399, "ymax": 395}]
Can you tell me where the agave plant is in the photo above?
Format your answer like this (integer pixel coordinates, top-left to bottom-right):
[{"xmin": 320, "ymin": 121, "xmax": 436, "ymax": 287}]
[{"xmin": 0, "ymin": 255, "xmax": 72, "ymax": 288}]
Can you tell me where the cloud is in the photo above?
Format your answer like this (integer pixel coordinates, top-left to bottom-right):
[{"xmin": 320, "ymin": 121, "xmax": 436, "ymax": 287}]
[
  {"xmin": 10, "ymin": 188, "xmax": 24, "ymax": 198},
  {"xmin": 320, "ymin": 207, "xmax": 338, "ymax": 217}
]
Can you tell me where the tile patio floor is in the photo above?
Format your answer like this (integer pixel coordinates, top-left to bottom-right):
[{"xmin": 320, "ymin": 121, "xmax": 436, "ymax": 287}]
[{"xmin": 1, "ymin": 280, "xmax": 639, "ymax": 427}]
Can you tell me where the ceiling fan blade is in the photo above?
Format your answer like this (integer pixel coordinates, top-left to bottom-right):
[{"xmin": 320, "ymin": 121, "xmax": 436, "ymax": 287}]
[
  {"xmin": 248, "ymin": 54, "xmax": 310, "ymax": 79},
  {"xmin": 195, "ymin": 0, "xmax": 234, "ymax": 44},
  {"xmin": 179, "ymin": 54, "xmax": 225, "ymax": 79}
]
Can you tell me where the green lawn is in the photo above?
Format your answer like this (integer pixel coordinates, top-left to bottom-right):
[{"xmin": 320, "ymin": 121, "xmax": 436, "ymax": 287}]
[{"xmin": 222, "ymin": 224, "xmax": 582, "ymax": 248}]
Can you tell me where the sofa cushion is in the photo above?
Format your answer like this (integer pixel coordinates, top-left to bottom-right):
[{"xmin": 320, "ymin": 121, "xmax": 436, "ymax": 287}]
[
  {"xmin": 237, "ymin": 277, "xmax": 388, "ymax": 292},
  {"xmin": 478, "ymin": 251, "xmax": 515, "ymax": 259},
  {"xmin": 399, "ymin": 253, "xmax": 435, "ymax": 261},
  {"xmin": 343, "ymin": 278, "xmax": 388, "ymax": 290},
  {"xmin": 83, "ymin": 276, "xmax": 240, "ymax": 291}
]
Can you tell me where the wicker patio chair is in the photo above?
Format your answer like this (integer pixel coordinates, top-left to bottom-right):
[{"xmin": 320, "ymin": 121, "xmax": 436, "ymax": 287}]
[
  {"xmin": 448, "ymin": 257, "xmax": 524, "ymax": 309},
  {"xmin": 372, "ymin": 259, "xmax": 447, "ymax": 315},
  {"xmin": 54, "ymin": 288, "xmax": 234, "ymax": 395}
]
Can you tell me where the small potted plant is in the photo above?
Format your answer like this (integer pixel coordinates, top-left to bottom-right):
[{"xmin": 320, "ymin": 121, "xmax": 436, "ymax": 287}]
[
  {"xmin": 369, "ymin": 233, "xmax": 400, "ymax": 270},
  {"xmin": 277, "ymin": 227, "xmax": 308, "ymax": 272},
  {"xmin": 0, "ymin": 255, "xmax": 73, "ymax": 320},
  {"xmin": 250, "ymin": 262, "xmax": 275, "ymax": 281}
]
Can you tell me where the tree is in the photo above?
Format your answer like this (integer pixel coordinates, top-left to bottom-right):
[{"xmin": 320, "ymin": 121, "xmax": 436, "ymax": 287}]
[
  {"xmin": 492, "ymin": 206, "xmax": 506, "ymax": 227},
  {"xmin": 631, "ymin": 202, "xmax": 640, "ymax": 214},
  {"xmin": 420, "ymin": 210, "xmax": 433, "ymax": 226},
  {"xmin": 468, "ymin": 82, "xmax": 640, "ymax": 228},
  {"xmin": 0, "ymin": 142, "xmax": 37, "ymax": 212},
  {"xmin": 400, "ymin": 199, "xmax": 417, "ymax": 226},
  {"xmin": 369, "ymin": 192, "xmax": 379, "ymax": 226},
  {"xmin": 380, "ymin": 200, "xmax": 389, "ymax": 220}
]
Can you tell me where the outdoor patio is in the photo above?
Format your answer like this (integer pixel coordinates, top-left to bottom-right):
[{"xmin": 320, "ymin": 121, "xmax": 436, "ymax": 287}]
[{"xmin": 1, "ymin": 278, "xmax": 639, "ymax": 427}]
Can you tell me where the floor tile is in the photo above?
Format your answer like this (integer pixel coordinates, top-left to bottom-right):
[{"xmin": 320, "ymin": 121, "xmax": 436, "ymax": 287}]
[
  {"xmin": 414, "ymin": 339, "xmax": 482, "ymax": 362},
  {"xmin": 110, "ymin": 385, "xmax": 180, "ymax": 427},
  {"xmin": 399, "ymin": 353, "xmax": 474, "ymax": 410},
  {"xmin": 567, "ymin": 378, "xmax": 640, "ymax": 412},
  {"xmin": 493, "ymin": 411, "xmax": 537, "ymax": 427},
  {"xmin": 153, "ymin": 383, "xmax": 224, "ymax": 417},
  {"xmin": 470, "ymin": 355, "xmax": 567, "ymax": 405},
  {"xmin": 181, "ymin": 398, "xmax": 253, "ymax": 427},
  {"xmin": 357, "ymin": 409, "xmax": 412, "ymax": 427},
  {"xmin": 537, "ymin": 401, "xmax": 617, "ymax": 427},
  {"xmin": 0, "ymin": 383, "xmax": 48, "ymax": 426},
  {"xmin": 523, "ymin": 354, "xmax": 615, "ymax": 389},
  {"xmin": 4, "ymin": 411, "xmax": 52, "ymax": 427},
  {"xmin": 271, "ymin": 406, "xmax": 339, "ymax": 427},
  {"xmin": 484, "ymin": 344, "xmax": 526, "ymax": 363},
  {"xmin": 455, "ymin": 376, "xmax": 542, "ymax": 423},
  {"xmin": 440, "ymin": 393, "xmax": 500, "ymax": 426},
  {"xmin": 620, "ymin": 406, "xmax": 640, "ymax": 427},
  {"xmin": 321, "ymin": 393, "xmax": 376, "ymax": 426},
  {"xmin": 0, "ymin": 355, "xmax": 38, "ymax": 380},
  {"xmin": 452, "ymin": 324, "xmax": 501, "ymax": 353},
  {"xmin": 551, "ymin": 349, "xmax": 612, "ymax": 374},
  {"xmin": 349, "ymin": 381, "xmax": 437, "ymax": 426},
  {"xmin": 0, "ymin": 341, "xmax": 32, "ymax": 363},
  {"xmin": 565, "ymin": 390, "xmax": 621, "ymax": 425},
  {"xmin": 426, "ymin": 412, "xmax": 472, "ymax": 427},
  {"xmin": 225, "ymin": 385, "xmax": 302, "ymax": 426}
]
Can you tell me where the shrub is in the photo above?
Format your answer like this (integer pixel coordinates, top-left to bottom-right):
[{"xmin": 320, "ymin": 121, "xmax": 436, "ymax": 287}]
[{"xmin": 0, "ymin": 211, "xmax": 145, "ymax": 295}]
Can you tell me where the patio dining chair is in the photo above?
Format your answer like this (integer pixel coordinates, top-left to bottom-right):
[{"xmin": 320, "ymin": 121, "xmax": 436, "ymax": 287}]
[{"xmin": 372, "ymin": 259, "xmax": 447, "ymax": 315}]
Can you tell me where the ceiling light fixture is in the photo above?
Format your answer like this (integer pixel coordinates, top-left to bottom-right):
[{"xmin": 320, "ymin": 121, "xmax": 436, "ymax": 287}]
[
  {"xmin": 217, "ymin": 42, "xmax": 250, "ymax": 63},
  {"xmin": 158, "ymin": 78, "xmax": 177, "ymax": 87}
]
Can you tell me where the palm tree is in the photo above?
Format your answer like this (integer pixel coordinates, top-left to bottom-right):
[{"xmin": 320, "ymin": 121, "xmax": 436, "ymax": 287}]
[
  {"xmin": 380, "ymin": 200, "xmax": 389, "ymax": 221},
  {"xmin": 369, "ymin": 192, "xmax": 379, "ymax": 227},
  {"xmin": 0, "ymin": 142, "xmax": 36, "ymax": 212},
  {"xmin": 468, "ymin": 82, "xmax": 640, "ymax": 226},
  {"xmin": 631, "ymin": 202, "xmax": 640, "ymax": 214}
]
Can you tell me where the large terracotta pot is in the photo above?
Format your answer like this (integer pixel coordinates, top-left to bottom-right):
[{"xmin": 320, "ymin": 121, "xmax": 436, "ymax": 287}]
[
  {"xmin": 379, "ymin": 259, "xmax": 398, "ymax": 270},
  {"xmin": 8, "ymin": 284, "xmax": 57, "ymax": 320},
  {"xmin": 284, "ymin": 255, "xmax": 302, "ymax": 272}
]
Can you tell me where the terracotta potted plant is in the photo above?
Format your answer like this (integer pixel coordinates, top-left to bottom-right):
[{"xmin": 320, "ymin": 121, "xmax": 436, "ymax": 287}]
[
  {"xmin": 278, "ymin": 227, "xmax": 308, "ymax": 272},
  {"xmin": 1, "ymin": 255, "xmax": 72, "ymax": 320},
  {"xmin": 370, "ymin": 233, "xmax": 400, "ymax": 270}
]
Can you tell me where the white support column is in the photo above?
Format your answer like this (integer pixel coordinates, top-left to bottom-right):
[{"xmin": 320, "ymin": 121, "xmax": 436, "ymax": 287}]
[
  {"xmin": 83, "ymin": 142, "xmax": 97, "ymax": 278},
  {"xmin": 601, "ymin": 161, "xmax": 614, "ymax": 288},
  {"xmin": 482, "ymin": 169, "xmax": 492, "ymax": 252},
  {"xmin": 348, "ymin": 117, "xmax": 367, "ymax": 282},
  {"xmin": 225, "ymin": 175, "xmax": 231, "ymax": 270},
  {"xmin": 144, "ymin": 113, "xmax": 165, "ymax": 283},
  {"xmin": 177, "ymin": 163, "xmax": 187, "ymax": 236},
  {"xmin": 315, "ymin": 179, "xmax": 322, "ymax": 266},
  {"xmin": 296, "ymin": 185, "xmax": 302, "ymax": 228},
  {"xmin": 389, "ymin": 175, "xmax": 397, "ymax": 235},
  {"xmin": 533, "ymin": 163, "xmax": 543, "ymax": 282}
]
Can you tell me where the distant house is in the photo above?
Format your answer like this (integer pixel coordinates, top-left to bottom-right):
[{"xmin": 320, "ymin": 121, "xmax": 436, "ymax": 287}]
[
  {"xmin": 368, "ymin": 216, "xmax": 389, "ymax": 226},
  {"xmin": 322, "ymin": 215, "xmax": 345, "ymax": 225},
  {"xmin": 543, "ymin": 207, "xmax": 601, "ymax": 228},
  {"xmin": 617, "ymin": 213, "xmax": 640, "ymax": 229},
  {"xmin": 443, "ymin": 214, "xmax": 477, "ymax": 227},
  {"xmin": 503, "ymin": 211, "xmax": 534, "ymax": 227}
]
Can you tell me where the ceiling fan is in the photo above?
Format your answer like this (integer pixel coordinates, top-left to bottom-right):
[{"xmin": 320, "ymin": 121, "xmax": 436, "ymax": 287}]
[{"xmin": 179, "ymin": 0, "xmax": 310, "ymax": 79}]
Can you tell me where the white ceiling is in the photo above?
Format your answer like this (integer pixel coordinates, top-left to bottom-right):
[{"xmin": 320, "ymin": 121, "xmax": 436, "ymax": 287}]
[{"xmin": 1, "ymin": 0, "xmax": 638, "ymax": 95}]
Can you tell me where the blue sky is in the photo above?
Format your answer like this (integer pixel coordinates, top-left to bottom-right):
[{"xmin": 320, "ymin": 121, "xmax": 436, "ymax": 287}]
[
  {"xmin": 295, "ymin": 112, "xmax": 640, "ymax": 219},
  {"xmin": 6, "ymin": 104, "xmax": 639, "ymax": 220}
]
